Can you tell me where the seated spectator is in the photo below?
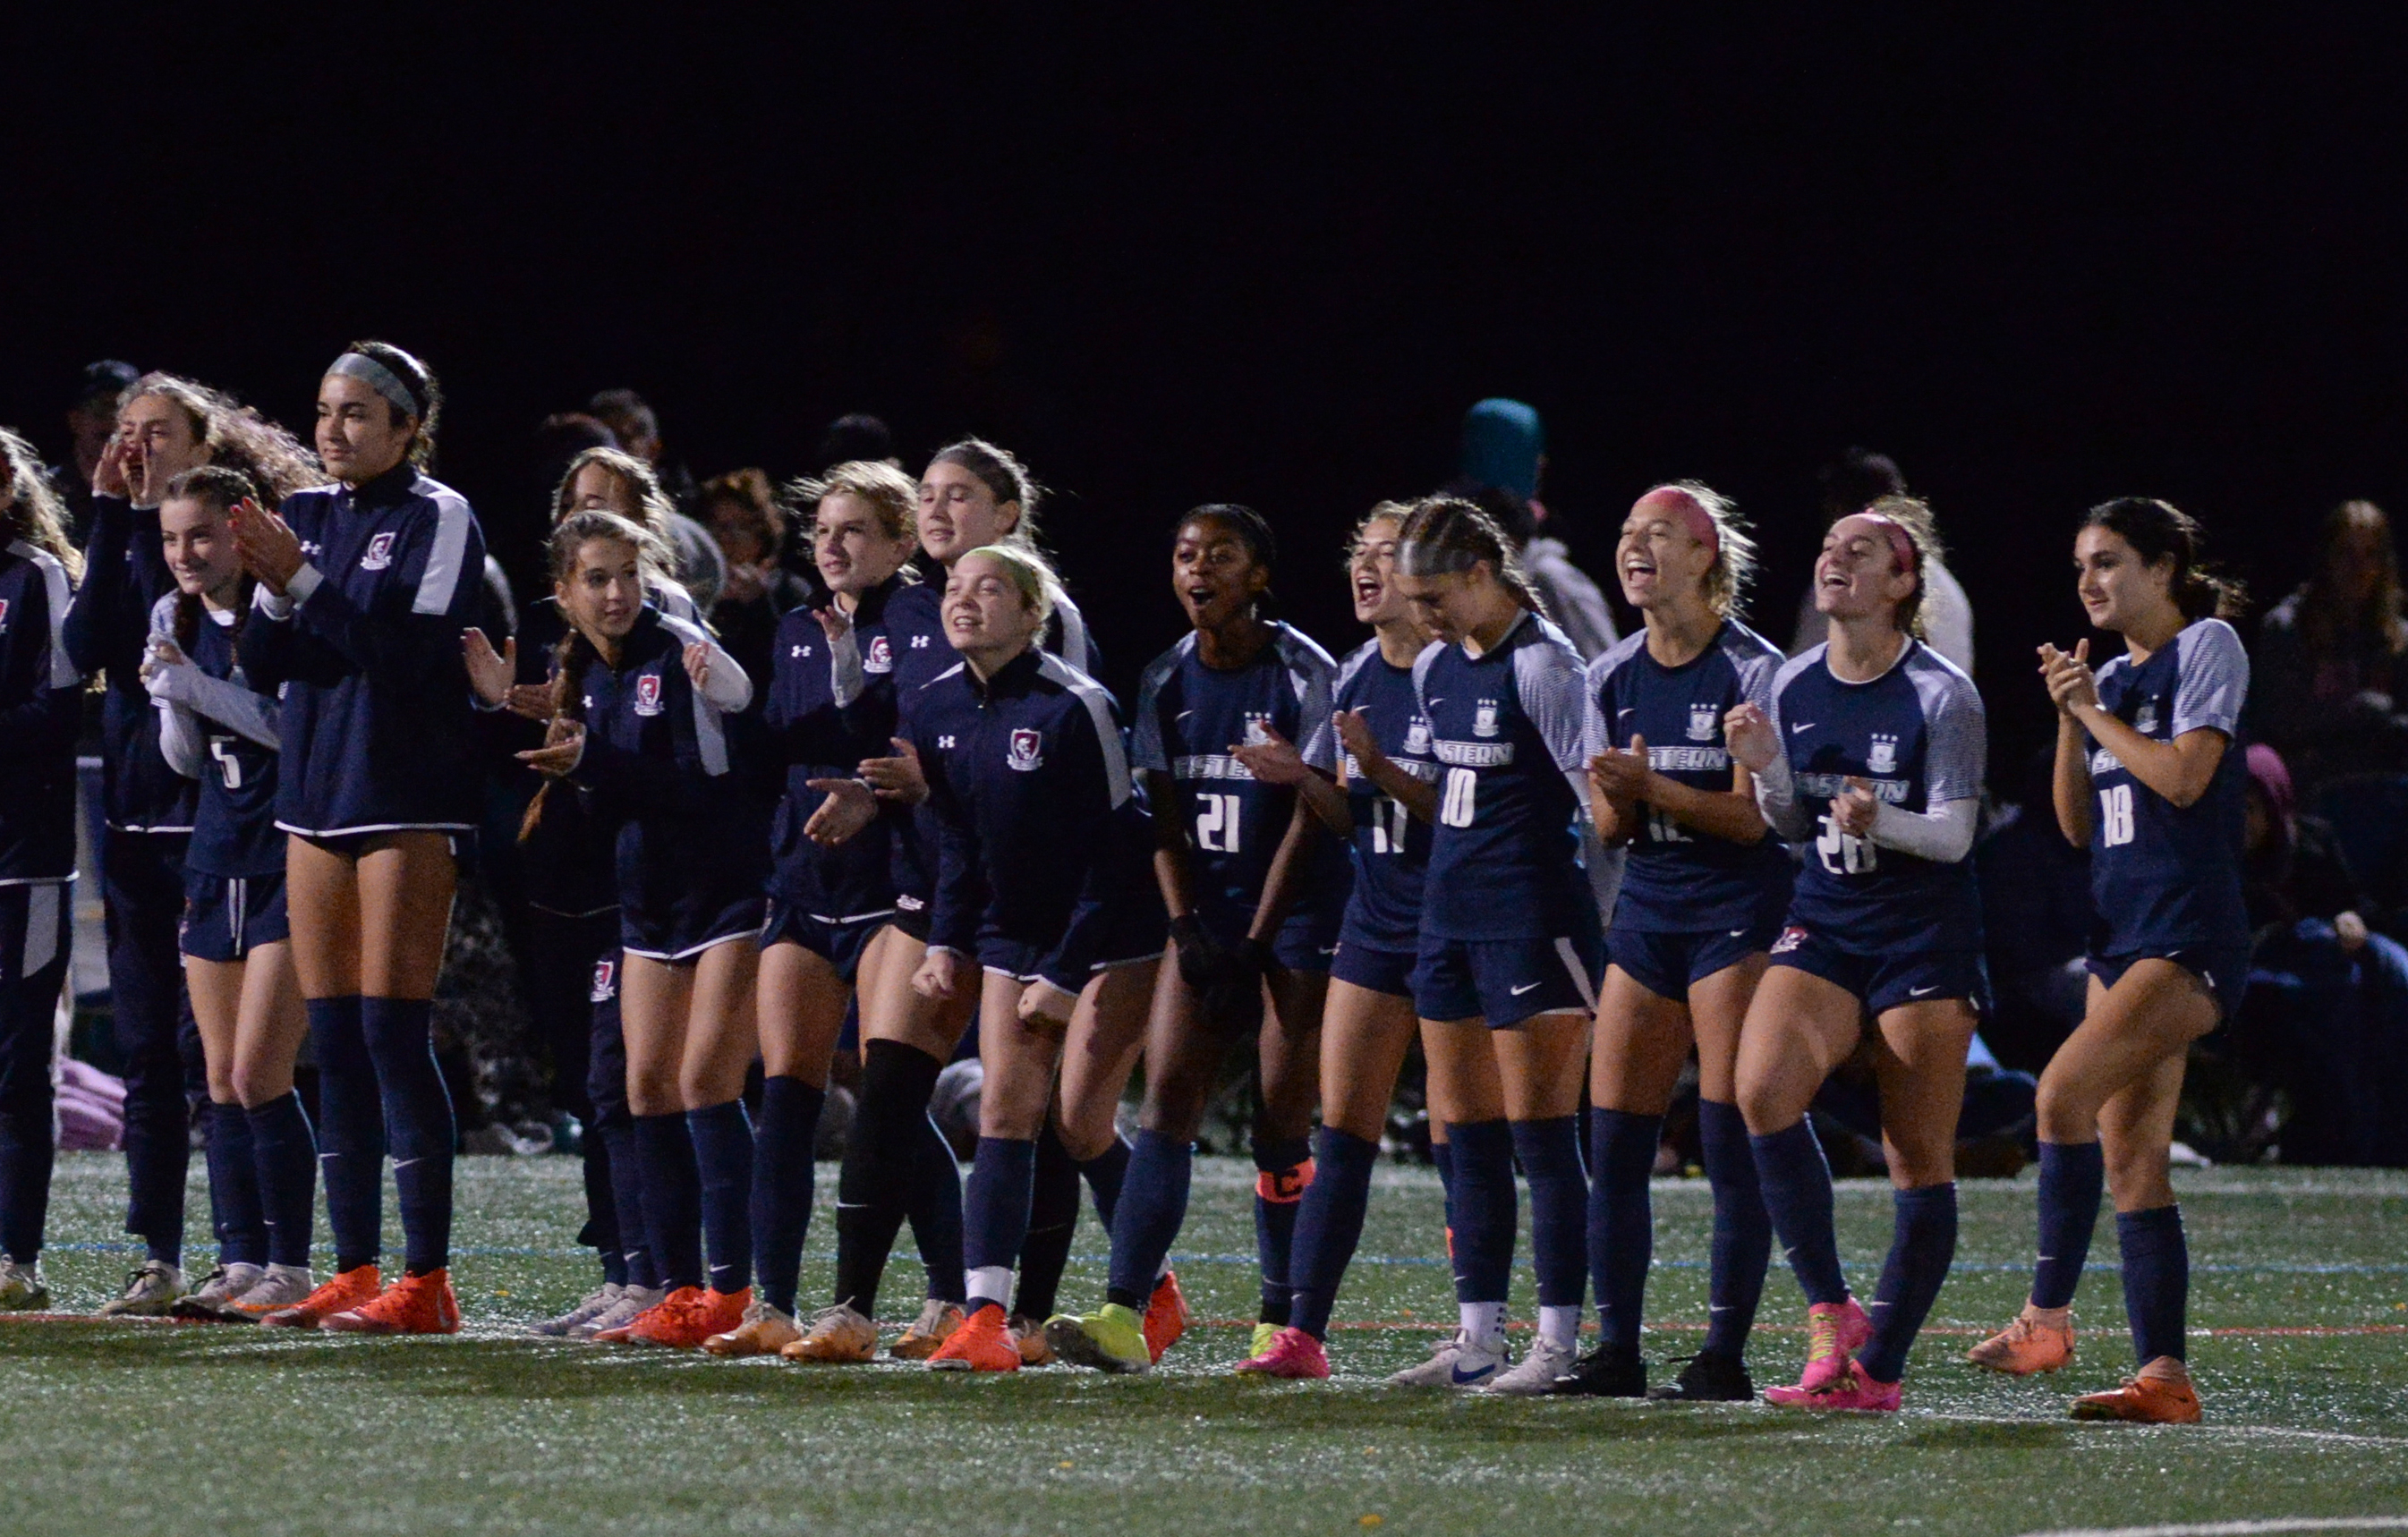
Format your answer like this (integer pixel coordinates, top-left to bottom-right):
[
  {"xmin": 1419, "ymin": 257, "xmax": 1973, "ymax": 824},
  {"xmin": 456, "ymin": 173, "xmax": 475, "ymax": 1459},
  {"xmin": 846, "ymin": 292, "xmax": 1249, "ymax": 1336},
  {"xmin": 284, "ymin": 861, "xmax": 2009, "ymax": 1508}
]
[
  {"xmin": 2250, "ymin": 499, "xmax": 2408, "ymax": 793},
  {"xmin": 1447, "ymin": 396, "xmax": 1619, "ymax": 659},
  {"xmin": 2232, "ymin": 744, "xmax": 2408, "ymax": 1166},
  {"xmin": 697, "ymin": 467, "xmax": 812, "ymax": 685},
  {"xmin": 1789, "ymin": 446, "xmax": 1974, "ymax": 675}
]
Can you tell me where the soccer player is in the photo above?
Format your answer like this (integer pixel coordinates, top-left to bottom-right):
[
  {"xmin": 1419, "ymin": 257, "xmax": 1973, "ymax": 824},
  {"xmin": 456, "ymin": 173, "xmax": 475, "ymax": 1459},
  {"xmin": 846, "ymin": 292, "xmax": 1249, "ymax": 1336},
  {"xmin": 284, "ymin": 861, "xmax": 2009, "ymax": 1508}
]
[
  {"xmin": 1368, "ymin": 496, "xmax": 1603, "ymax": 1394},
  {"xmin": 1237, "ymin": 503, "xmax": 1441, "ymax": 1379},
  {"xmin": 69, "ymin": 374, "xmax": 318, "ymax": 1316},
  {"xmin": 1725, "ymin": 497, "xmax": 1987, "ymax": 1412},
  {"xmin": 886, "ymin": 545, "xmax": 1161, "ymax": 1371},
  {"xmin": 145, "ymin": 469, "xmax": 319, "ymax": 1320},
  {"xmin": 1561, "ymin": 484, "xmax": 1787, "ymax": 1400},
  {"xmin": 0, "ymin": 430, "xmax": 83, "ymax": 1312},
  {"xmin": 1045, "ymin": 505, "xmax": 1344, "ymax": 1374},
  {"xmin": 786, "ymin": 438, "xmax": 1095, "ymax": 1364},
  {"xmin": 1967, "ymin": 499, "xmax": 2248, "ymax": 1425},
  {"xmin": 234, "ymin": 342, "xmax": 484, "ymax": 1333},
  {"xmin": 697, "ymin": 461, "xmax": 921, "ymax": 1357},
  {"xmin": 514, "ymin": 510, "xmax": 771, "ymax": 1347}
]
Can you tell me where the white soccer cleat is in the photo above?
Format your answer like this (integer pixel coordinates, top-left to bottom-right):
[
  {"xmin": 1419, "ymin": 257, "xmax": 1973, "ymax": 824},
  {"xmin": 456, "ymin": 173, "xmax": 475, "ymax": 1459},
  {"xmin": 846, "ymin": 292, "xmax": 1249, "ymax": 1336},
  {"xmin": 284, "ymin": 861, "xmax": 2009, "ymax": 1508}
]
[
  {"xmin": 0, "ymin": 1258, "xmax": 48, "ymax": 1312},
  {"xmin": 171, "ymin": 1263, "xmax": 265, "ymax": 1321},
  {"xmin": 229, "ymin": 1265, "xmax": 317, "ymax": 1320},
  {"xmin": 574, "ymin": 1285, "xmax": 667, "ymax": 1340},
  {"xmin": 1385, "ymin": 1328, "xmax": 1510, "ymax": 1388},
  {"xmin": 98, "ymin": 1259, "xmax": 189, "ymax": 1317},
  {"xmin": 1482, "ymin": 1335, "xmax": 1577, "ymax": 1395},
  {"xmin": 531, "ymin": 1282, "xmax": 625, "ymax": 1337}
]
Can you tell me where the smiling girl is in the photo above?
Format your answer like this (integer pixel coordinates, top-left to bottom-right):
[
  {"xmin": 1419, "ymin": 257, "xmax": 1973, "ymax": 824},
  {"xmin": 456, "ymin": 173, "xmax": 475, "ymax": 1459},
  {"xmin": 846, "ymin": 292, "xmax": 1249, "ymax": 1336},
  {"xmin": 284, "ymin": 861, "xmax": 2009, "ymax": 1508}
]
[{"xmin": 1967, "ymin": 499, "xmax": 2247, "ymax": 1425}]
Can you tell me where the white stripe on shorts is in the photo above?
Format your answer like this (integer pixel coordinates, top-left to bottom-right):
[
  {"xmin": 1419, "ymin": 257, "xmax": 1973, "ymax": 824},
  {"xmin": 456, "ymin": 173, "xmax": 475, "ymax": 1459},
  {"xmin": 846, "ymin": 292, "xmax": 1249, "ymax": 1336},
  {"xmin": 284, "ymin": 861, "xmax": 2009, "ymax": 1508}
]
[{"xmin": 1553, "ymin": 937, "xmax": 1597, "ymax": 1014}]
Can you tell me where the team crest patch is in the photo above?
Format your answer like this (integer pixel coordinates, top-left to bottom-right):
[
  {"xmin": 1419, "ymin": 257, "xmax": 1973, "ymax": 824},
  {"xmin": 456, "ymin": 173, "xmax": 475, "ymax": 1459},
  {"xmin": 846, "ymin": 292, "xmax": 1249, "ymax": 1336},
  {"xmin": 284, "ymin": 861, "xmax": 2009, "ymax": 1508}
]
[
  {"xmin": 0, "ymin": 598, "xmax": 10, "ymax": 632},
  {"xmin": 590, "ymin": 958, "xmax": 617, "ymax": 1003},
  {"xmin": 1688, "ymin": 703, "xmax": 1718, "ymax": 742},
  {"xmin": 866, "ymin": 635, "xmax": 893, "ymax": 673},
  {"xmin": 1868, "ymin": 733, "xmax": 1898, "ymax": 774},
  {"xmin": 359, "ymin": 531, "xmax": 396, "ymax": 571},
  {"xmin": 1242, "ymin": 711, "xmax": 1274, "ymax": 746},
  {"xmin": 1007, "ymin": 727, "xmax": 1043, "ymax": 771},
  {"xmin": 1404, "ymin": 718, "xmax": 1432, "ymax": 755},
  {"xmin": 634, "ymin": 673, "xmax": 665, "ymax": 716},
  {"xmin": 1474, "ymin": 699, "xmax": 1500, "ymax": 738},
  {"xmin": 1771, "ymin": 925, "xmax": 1808, "ymax": 955},
  {"xmin": 2133, "ymin": 701, "xmax": 2158, "ymax": 735}
]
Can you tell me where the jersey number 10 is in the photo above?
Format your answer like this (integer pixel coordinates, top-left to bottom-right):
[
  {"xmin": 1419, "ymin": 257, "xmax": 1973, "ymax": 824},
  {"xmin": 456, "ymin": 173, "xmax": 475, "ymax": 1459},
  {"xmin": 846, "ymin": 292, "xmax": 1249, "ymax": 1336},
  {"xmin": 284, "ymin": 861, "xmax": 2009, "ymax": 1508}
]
[
  {"xmin": 1196, "ymin": 793, "xmax": 1243, "ymax": 853},
  {"xmin": 2097, "ymin": 783, "xmax": 2136, "ymax": 847},
  {"xmin": 1440, "ymin": 767, "xmax": 1477, "ymax": 829}
]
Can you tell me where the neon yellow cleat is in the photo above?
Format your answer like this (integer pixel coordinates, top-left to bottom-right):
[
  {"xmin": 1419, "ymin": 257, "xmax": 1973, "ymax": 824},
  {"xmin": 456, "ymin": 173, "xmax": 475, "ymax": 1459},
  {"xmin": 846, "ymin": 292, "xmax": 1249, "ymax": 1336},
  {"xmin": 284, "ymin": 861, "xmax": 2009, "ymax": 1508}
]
[{"xmin": 1044, "ymin": 1303, "xmax": 1152, "ymax": 1374}]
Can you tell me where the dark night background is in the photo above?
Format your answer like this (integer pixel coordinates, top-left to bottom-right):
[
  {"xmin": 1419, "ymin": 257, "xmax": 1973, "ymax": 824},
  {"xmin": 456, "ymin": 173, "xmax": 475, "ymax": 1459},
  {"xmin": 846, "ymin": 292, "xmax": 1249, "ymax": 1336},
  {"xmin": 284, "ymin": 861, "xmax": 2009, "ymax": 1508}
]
[{"xmin": 13, "ymin": 11, "xmax": 2408, "ymax": 782}]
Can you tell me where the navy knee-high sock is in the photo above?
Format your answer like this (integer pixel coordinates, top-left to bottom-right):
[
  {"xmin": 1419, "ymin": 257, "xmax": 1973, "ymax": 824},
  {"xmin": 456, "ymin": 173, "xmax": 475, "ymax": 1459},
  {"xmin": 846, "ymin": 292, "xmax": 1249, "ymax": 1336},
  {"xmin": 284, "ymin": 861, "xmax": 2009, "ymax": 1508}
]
[
  {"xmin": 2116, "ymin": 1205, "xmax": 2189, "ymax": 1365},
  {"xmin": 1446, "ymin": 1119, "xmax": 1517, "ymax": 1306},
  {"xmin": 1079, "ymin": 1134, "xmax": 1131, "ymax": 1229},
  {"xmin": 964, "ymin": 1136, "xmax": 1038, "ymax": 1310},
  {"xmin": 634, "ymin": 1112, "xmax": 703, "ymax": 1290},
  {"xmin": 2031, "ymin": 1140, "xmax": 2105, "ymax": 1310},
  {"xmin": 360, "ymin": 998, "xmax": 455, "ymax": 1275},
  {"xmin": 1697, "ymin": 1099, "xmax": 1772, "ymax": 1359},
  {"xmin": 1750, "ymin": 1120, "xmax": 1849, "ymax": 1307},
  {"xmin": 579, "ymin": 1130, "xmax": 623, "ymax": 1286},
  {"xmin": 245, "ymin": 1092, "xmax": 317, "ymax": 1270},
  {"xmin": 1587, "ymin": 1108, "xmax": 1660, "ymax": 1356},
  {"xmin": 1105, "ymin": 1128, "xmax": 1193, "ymax": 1309},
  {"xmin": 1253, "ymin": 1133, "xmax": 1313, "ymax": 1325},
  {"xmin": 204, "ymin": 1100, "xmax": 268, "ymax": 1268},
  {"xmin": 305, "ymin": 997, "xmax": 384, "ymax": 1272},
  {"xmin": 1515, "ymin": 1116, "xmax": 1588, "ymax": 1314},
  {"xmin": 1289, "ymin": 1125, "xmax": 1380, "ymax": 1339},
  {"xmin": 905, "ymin": 1108, "xmax": 966, "ymax": 1303},
  {"xmin": 687, "ymin": 1099, "xmax": 754, "ymax": 1295},
  {"xmin": 749, "ymin": 1075, "xmax": 822, "ymax": 1314},
  {"xmin": 599, "ymin": 1117, "xmax": 655, "ymax": 1288},
  {"xmin": 1858, "ymin": 1183, "xmax": 1958, "ymax": 1384},
  {"xmin": 1010, "ymin": 1121, "xmax": 1080, "ymax": 1322}
]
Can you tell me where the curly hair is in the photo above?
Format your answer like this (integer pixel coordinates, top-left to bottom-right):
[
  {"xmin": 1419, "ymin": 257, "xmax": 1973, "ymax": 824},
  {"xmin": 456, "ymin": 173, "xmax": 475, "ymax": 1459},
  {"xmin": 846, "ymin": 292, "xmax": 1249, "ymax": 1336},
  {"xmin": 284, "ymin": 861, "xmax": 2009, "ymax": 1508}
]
[
  {"xmin": 121, "ymin": 373, "xmax": 324, "ymax": 506},
  {"xmin": 0, "ymin": 428, "xmax": 80, "ymax": 582}
]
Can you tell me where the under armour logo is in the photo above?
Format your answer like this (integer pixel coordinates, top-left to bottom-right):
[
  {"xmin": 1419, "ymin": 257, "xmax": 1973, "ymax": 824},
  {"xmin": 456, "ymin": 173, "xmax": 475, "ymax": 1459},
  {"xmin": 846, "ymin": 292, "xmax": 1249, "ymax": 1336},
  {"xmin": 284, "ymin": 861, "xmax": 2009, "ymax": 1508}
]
[
  {"xmin": 910, "ymin": 635, "xmax": 931, "ymax": 649},
  {"xmin": 937, "ymin": 735, "xmax": 957, "ymax": 750}
]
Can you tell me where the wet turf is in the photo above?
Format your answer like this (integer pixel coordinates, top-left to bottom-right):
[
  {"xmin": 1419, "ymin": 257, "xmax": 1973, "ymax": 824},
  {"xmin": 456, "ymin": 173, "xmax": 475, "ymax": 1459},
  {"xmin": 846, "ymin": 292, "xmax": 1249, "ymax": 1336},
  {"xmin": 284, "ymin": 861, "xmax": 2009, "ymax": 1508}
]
[{"xmin": 2, "ymin": 1155, "xmax": 2402, "ymax": 1535}]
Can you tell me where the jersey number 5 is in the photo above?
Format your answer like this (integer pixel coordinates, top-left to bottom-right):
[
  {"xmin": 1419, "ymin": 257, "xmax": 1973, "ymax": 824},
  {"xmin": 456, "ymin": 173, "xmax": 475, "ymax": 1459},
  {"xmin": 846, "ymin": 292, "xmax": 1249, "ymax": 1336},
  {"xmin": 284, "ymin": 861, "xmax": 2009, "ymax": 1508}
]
[
  {"xmin": 1815, "ymin": 812, "xmax": 1876, "ymax": 875},
  {"xmin": 2097, "ymin": 783, "xmax": 2136, "ymax": 847},
  {"xmin": 208, "ymin": 735, "xmax": 243, "ymax": 791},
  {"xmin": 1196, "ymin": 793, "xmax": 1242, "ymax": 853},
  {"xmin": 1440, "ymin": 767, "xmax": 1477, "ymax": 829}
]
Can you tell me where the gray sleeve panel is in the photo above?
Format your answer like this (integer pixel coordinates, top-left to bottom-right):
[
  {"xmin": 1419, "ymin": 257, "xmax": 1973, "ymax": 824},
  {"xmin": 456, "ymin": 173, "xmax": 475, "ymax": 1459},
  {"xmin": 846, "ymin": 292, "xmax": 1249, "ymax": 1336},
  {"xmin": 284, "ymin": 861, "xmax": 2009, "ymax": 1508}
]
[{"xmin": 2171, "ymin": 618, "xmax": 2249, "ymax": 739}]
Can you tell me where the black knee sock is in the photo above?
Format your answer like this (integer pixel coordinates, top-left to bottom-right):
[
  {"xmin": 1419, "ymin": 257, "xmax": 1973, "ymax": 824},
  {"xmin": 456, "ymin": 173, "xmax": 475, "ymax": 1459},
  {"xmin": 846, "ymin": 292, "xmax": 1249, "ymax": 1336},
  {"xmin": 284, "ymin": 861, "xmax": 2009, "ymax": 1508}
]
[
  {"xmin": 831, "ymin": 1040, "xmax": 940, "ymax": 1315},
  {"xmin": 360, "ymin": 998, "xmax": 455, "ymax": 1275},
  {"xmin": 1586, "ymin": 1108, "xmax": 1659, "ymax": 1357},
  {"xmin": 204, "ymin": 1098, "xmax": 268, "ymax": 1268},
  {"xmin": 245, "ymin": 1092, "xmax": 317, "ymax": 1270},
  {"xmin": 634, "ymin": 1111, "xmax": 703, "ymax": 1291},
  {"xmin": 1011, "ymin": 1120, "xmax": 1082, "ymax": 1321},
  {"xmin": 1252, "ymin": 1133, "xmax": 1314, "ymax": 1325}
]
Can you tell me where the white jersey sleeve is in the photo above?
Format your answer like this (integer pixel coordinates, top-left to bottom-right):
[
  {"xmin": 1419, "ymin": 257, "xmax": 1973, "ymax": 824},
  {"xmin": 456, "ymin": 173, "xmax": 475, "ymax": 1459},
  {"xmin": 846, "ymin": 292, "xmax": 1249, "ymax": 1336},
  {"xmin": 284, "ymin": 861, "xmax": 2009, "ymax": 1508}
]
[{"xmin": 2171, "ymin": 618, "xmax": 2248, "ymax": 738}]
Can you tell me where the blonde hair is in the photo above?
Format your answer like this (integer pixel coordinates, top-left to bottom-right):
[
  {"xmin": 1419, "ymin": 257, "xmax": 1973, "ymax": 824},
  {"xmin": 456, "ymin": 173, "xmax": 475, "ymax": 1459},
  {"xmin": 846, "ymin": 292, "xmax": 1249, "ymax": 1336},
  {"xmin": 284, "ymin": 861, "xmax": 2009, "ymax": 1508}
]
[
  {"xmin": 957, "ymin": 542, "xmax": 1059, "ymax": 630},
  {"xmin": 0, "ymin": 429, "xmax": 80, "ymax": 582},
  {"xmin": 792, "ymin": 459, "xmax": 921, "ymax": 549},
  {"xmin": 1645, "ymin": 480, "xmax": 1758, "ymax": 617},
  {"xmin": 1343, "ymin": 499, "xmax": 1412, "ymax": 571},
  {"xmin": 1853, "ymin": 494, "xmax": 1944, "ymax": 639}
]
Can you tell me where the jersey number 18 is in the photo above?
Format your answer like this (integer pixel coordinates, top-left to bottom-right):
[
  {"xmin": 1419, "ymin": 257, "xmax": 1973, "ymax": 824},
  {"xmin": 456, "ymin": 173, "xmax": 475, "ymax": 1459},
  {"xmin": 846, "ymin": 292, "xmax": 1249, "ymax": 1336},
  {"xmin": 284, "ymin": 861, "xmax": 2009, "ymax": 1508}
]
[{"xmin": 2097, "ymin": 783, "xmax": 2136, "ymax": 847}]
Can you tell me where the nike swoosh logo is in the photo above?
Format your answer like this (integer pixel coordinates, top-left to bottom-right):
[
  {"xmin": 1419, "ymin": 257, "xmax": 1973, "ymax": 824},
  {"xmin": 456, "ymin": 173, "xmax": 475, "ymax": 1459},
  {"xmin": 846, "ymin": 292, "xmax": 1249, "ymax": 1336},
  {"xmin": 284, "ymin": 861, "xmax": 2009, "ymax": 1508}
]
[
  {"xmin": 1451, "ymin": 1363, "xmax": 1495, "ymax": 1385},
  {"xmin": 1510, "ymin": 981, "xmax": 1543, "ymax": 997},
  {"xmin": 1426, "ymin": 699, "xmax": 1444, "ymax": 709},
  {"xmin": 1791, "ymin": 721, "xmax": 1816, "ymax": 734},
  {"xmin": 1618, "ymin": 708, "xmax": 1636, "ymax": 718},
  {"xmin": 1176, "ymin": 710, "xmax": 1195, "ymax": 724},
  {"xmin": 1729, "ymin": 929, "xmax": 1747, "ymax": 938},
  {"xmin": 1909, "ymin": 984, "xmax": 1939, "ymax": 997}
]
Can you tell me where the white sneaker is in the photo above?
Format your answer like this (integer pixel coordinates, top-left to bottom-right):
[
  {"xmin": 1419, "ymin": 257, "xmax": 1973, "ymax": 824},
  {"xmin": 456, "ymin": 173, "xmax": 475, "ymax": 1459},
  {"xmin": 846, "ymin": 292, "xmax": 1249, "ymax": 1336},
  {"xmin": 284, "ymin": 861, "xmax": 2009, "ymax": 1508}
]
[
  {"xmin": 1483, "ymin": 1335, "xmax": 1577, "ymax": 1395},
  {"xmin": 230, "ymin": 1265, "xmax": 315, "ymax": 1320},
  {"xmin": 531, "ymin": 1282, "xmax": 625, "ymax": 1337},
  {"xmin": 1385, "ymin": 1328, "xmax": 1510, "ymax": 1388},
  {"xmin": 575, "ymin": 1285, "xmax": 666, "ymax": 1340},
  {"xmin": 171, "ymin": 1263, "xmax": 265, "ymax": 1320},
  {"xmin": 0, "ymin": 1258, "xmax": 48, "ymax": 1311},
  {"xmin": 98, "ymin": 1259, "xmax": 189, "ymax": 1317}
]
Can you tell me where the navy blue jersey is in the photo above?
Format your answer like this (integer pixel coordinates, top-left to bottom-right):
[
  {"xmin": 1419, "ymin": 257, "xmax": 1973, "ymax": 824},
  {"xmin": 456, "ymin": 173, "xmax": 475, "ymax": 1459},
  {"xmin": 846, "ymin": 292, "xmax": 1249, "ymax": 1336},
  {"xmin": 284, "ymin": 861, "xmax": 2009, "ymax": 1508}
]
[
  {"xmin": 765, "ymin": 573, "xmax": 912, "ymax": 921},
  {"xmin": 908, "ymin": 647, "xmax": 1151, "ymax": 994},
  {"xmin": 2086, "ymin": 618, "xmax": 2251, "ymax": 954},
  {"xmin": 1332, "ymin": 639, "xmax": 1439, "ymax": 953},
  {"xmin": 1413, "ymin": 610, "xmax": 1599, "ymax": 942},
  {"xmin": 62, "ymin": 495, "xmax": 196, "ymax": 831},
  {"xmin": 156, "ymin": 599, "xmax": 284, "ymax": 879},
  {"xmin": 1767, "ymin": 639, "xmax": 1987, "ymax": 954},
  {"xmin": 1584, "ymin": 620, "xmax": 1794, "ymax": 933},
  {"xmin": 0, "ymin": 539, "xmax": 81, "ymax": 884},
  {"xmin": 566, "ymin": 607, "xmax": 772, "ymax": 926},
  {"xmin": 881, "ymin": 574, "xmax": 1098, "ymax": 914},
  {"xmin": 241, "ymin": 465, "xmax": 489, "ymax": 837},
  {"xmin": 1131, "ymin": 622, "xmax": 1350, "ymax": 922},
  {"xmin": 510, "ymin": 599, "xmax": 619, "ymax": 917}
]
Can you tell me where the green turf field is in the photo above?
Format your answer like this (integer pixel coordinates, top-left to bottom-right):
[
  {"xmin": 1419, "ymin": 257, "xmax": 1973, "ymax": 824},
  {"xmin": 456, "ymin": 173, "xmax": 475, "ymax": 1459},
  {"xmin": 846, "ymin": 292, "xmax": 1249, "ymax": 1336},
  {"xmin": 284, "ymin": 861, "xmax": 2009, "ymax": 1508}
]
[{"xmin": 2, "ymin": 1153, "xmax": 2402, "ymax": 1536}]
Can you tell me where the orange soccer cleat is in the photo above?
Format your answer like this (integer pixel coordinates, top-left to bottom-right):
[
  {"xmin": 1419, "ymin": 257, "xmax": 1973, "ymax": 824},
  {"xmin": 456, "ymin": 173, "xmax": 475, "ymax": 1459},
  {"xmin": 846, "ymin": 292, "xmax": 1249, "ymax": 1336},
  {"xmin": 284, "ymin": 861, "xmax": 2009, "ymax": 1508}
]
[
  {"xmin": 610, "ymin": 1286, "xmax": 752, "ymax": 1348},
  {"xmin": 322, "ymin": 1270, "xmax": 461, "ymax": 1336},
  {"xmin": 1968, "ymin": 1312, "xmax": 2075, "ymax": 1375},
  {"xmin": 929, "ymin": 1303, "xmax": 1022, "ymax": 1372},
  {"xmin": 2072, "ymin": 1364, "xmax": 2202, "ymax": 1424},
  {"xmin": 260, "ymin": 1265, "xmax": 384, "ymax": 1329},
  {"xmin": 1142, "ymin": 1270, "xmax": 1192, "ymax": 1364}
]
